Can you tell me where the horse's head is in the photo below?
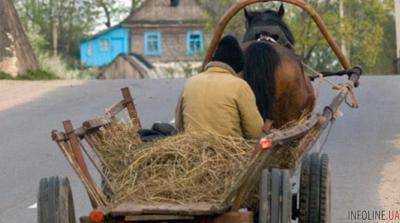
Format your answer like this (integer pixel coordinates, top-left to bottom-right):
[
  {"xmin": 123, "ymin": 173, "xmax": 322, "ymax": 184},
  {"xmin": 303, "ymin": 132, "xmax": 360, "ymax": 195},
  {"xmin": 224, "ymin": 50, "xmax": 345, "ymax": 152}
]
[{"xmin": 243, "ymin": 5, "xmax": 295, "ymax": 48}]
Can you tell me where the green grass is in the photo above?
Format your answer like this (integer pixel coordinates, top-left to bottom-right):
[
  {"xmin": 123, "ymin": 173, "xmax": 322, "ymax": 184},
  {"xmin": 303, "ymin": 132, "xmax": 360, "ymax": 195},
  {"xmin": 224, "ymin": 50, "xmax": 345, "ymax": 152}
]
[
  {"xmin": 0, "ymin": 71, "xmax": 14, "ymax": 80},
  {"xmin": 3, "ymin": 69, "xmax": 59, "ymax": 80}
]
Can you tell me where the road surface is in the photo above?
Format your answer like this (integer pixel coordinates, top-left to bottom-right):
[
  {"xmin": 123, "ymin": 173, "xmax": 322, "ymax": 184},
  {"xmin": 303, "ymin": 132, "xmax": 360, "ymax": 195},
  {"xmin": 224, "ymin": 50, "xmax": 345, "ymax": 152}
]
[{"xmin": 0, "ymin": 76, "xmax": 399, "ymax": 222}]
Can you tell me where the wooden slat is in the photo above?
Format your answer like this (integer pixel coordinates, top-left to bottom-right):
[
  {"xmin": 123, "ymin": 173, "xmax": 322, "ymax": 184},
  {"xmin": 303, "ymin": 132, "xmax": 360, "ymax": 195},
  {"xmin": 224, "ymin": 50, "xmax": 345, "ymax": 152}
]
[
  {"xmin": 204, "ymin": 211, "xmax": 254, "ymax": 223},
  {"xmin": 51, "ymin": 130, "xmax": 66, "ymax": 142},
  {"xmin": 62, "ymin": 120, "xmax": 108, "ymax": 207},
  {"xmin": 82, "ymin": 116, "xmax": 114, "ymax": 131},
  {"xmin": 121, "ymin": 87, "xmax": 142, "ymax": 128},
  {"xmin": 63, "ymin": 120, "xmax": 93, "ymax": 182},
  {"xmin": 52, "ymin": 127, "xmax": 86, "ymax": 142},
  {"xmin": 110, "ymin": 202, "xmax": 228, "ymax": 217},
  {"xmin": 53, "ymin": 138, "xmax": 104, "ymax": 208},
  {"xmin": 125, "ymin": 215, "xmax": 194, "ymax": 221},
  {"xmin": 105, "ymin": 100, "xmax": 126, "ymax": 118},
  {"xmin": 265, "ymin": 114, "xmax": 320, "ymax": 145},
  {"xmin": 52, "ymin": 117, "xmax": 113, "ymax": 142}
]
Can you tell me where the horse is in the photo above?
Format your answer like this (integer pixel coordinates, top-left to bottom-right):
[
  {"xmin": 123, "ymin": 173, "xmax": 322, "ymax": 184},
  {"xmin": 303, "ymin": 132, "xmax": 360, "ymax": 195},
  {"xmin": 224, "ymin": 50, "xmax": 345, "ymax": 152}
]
[{"xmin": 241, "ymin": 5, "xmax": 316, "ymax": 128}]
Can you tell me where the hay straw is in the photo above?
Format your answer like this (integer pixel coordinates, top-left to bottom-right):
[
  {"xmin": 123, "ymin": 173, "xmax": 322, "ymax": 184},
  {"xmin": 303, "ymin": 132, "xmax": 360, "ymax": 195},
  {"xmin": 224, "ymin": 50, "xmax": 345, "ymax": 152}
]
[
  {"xmin": 95, "ymin": 112, "xmax": 319, "ymax": 206},
  {"xmin": 96, "ymin": 123, "xmax": 256, "ymax": 204}
]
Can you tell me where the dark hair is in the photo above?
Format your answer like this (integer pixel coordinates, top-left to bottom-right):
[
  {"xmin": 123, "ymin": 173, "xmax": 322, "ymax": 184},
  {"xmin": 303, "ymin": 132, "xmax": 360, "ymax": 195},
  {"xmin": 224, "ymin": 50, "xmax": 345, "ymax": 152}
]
[
  {"xmin": 243, "ymin": 9, "xmax": 295, "ymax": 46},
  {"xmin": 244, "ymin": 41, "xmax": 280, "ymax": 120},
  {"xmin": 212, "ymin": 35, "xmax": 244, "ymax": 73}
]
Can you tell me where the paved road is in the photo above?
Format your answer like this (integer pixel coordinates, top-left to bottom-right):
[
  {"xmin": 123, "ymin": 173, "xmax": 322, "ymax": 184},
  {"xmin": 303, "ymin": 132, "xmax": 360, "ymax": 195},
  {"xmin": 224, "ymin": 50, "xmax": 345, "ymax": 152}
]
[{"xmin": 0, "ymin": 76, "xmax": 399, "ymax": 222}]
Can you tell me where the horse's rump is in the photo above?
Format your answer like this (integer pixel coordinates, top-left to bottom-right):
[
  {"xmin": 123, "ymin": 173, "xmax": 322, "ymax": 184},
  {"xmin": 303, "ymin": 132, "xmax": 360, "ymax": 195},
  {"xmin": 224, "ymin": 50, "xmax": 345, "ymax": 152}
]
[{"xmin": 243, "ymin": 41, "xmax": 315, "ymax": 128}]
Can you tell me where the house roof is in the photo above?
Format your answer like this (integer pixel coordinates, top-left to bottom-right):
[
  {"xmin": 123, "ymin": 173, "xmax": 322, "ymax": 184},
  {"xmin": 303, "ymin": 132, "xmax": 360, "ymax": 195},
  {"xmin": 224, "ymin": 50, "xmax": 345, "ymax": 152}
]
[
  {"xmin": 100, "ymin": 53, "xmax": 154, "ymax": 79},
  {"xmin": 122, "ymin": 0, "xmax": 207, "ymax": 26},
  {"xmin": 81, "ymin": 25, "xmax": 124, "ymax": 43},
  {"xmin": 129, "ymin": 53, "xmax": 154, "ymax": 69}
]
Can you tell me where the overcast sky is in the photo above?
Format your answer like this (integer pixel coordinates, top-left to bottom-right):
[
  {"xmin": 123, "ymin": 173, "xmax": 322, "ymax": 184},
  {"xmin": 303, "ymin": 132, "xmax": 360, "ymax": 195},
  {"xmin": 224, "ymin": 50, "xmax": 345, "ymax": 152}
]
[{"xmin": 93, "ymin": 0, "xmax": 132, "ymax": 33}]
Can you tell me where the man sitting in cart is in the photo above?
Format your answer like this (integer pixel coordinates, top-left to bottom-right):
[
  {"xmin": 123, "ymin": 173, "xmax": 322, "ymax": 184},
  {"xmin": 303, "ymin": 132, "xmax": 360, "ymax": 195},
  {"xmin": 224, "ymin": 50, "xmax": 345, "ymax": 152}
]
[{"xmin": 175, "ymin": 35, "xmax": 264, "ymax": 139}]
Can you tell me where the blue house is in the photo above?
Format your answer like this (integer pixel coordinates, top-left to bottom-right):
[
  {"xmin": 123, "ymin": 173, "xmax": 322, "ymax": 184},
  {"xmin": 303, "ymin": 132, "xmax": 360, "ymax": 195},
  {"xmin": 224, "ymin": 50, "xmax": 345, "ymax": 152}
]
[
  {"xmin": 80, "ymin": 26, "xmax": 129, "ymax": 67},
  {"xmin": 80, "ymin": 0, "xmax": 207, "ymax": 68}
]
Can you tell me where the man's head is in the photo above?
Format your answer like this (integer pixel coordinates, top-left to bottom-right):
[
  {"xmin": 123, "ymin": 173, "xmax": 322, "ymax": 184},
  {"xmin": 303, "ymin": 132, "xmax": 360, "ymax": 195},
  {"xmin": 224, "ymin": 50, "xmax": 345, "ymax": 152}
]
[{"xmin": 212, "ymin": 35, "xmax": 244, "ymax": 73}]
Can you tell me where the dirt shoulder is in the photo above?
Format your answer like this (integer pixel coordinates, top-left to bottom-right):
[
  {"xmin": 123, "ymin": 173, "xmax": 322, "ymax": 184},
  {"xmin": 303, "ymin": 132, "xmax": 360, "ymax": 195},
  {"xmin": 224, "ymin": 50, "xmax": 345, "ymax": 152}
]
[{"xmin": 0, "ymin": 80, "xmax": 85, "ymax": 112}]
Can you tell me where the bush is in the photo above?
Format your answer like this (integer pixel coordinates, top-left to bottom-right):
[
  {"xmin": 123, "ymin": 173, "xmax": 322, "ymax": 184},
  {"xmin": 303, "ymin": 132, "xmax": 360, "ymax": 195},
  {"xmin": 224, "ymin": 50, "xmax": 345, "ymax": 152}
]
[
  {"xmin": 40, "ymin": 55, "xmax": 94, "ymax": 80},
  {"xmin": 15, "ymin": 69, "xmax": 59, "ymax": 80},
  {"xmin": 0, "ymin": 71, "xmax": 14, "ymax": 80}
]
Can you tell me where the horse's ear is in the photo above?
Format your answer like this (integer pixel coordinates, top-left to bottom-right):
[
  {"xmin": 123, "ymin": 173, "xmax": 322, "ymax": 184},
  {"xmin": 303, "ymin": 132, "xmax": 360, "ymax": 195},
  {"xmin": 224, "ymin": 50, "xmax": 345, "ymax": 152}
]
[
  {"xmin": 278, "ymin": 4, "xmax": 285, "ymax": 17},
  {"xmin": 244, "ymin": 8, "xmax": 252, "ymax": 21}
]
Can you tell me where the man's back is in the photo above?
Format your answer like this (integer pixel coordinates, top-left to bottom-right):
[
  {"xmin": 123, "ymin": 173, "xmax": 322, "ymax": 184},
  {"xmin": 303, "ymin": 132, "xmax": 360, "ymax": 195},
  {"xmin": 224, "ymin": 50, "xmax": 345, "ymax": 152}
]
[{"xmin": 176, "ymin": 62, "xmax": 263, "ymax": 139}]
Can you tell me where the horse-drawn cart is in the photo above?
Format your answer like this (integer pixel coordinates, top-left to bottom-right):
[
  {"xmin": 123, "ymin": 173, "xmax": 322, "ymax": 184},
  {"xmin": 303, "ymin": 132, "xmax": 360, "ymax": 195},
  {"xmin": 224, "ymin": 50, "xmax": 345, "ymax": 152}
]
[{"xmin": 38, "ymin": 0, "xmax": 361, "ymax": 222}]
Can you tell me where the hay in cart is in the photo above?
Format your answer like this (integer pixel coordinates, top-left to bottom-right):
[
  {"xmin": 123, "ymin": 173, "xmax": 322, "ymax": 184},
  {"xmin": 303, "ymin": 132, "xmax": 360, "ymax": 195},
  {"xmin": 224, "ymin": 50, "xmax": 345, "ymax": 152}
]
[{"xmin": 94, "ymin": 115, "xmax": 319, "ymax": 206}]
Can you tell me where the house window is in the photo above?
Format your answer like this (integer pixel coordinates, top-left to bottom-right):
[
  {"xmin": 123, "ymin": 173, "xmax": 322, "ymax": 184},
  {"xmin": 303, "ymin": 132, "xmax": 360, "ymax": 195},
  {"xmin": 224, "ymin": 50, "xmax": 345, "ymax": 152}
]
[
  {"xmin": 87, "ymin": 43, "xmax": 93, "ymax": 56},
  {"xmin": 187, "ymin": 31, "xmax": 204, "ymax": 55},
  {"xmin": 100, "ymin": 39, "xmax": 110, "ymax": 52},
  {"xmin": 144, "ymin": 32, "xmax": 162, "ymax": 56},
  {"xmin": 171, "ymin": 0, "xmax": 179, "ymax": 7}
]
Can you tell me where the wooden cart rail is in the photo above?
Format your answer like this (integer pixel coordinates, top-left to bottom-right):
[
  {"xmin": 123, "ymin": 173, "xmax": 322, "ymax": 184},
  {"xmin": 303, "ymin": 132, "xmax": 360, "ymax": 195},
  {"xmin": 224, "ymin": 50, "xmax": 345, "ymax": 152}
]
[{"xmin": 51, "ymin": 87, "xmax": 141, "ymax": 208}]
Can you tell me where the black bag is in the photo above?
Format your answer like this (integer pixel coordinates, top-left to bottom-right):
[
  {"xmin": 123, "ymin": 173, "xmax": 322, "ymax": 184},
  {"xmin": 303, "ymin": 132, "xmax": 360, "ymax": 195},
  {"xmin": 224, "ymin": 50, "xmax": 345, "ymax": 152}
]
[{"xmin": 138, "ymin": 123, "xmax": 178, "ymax": 142}]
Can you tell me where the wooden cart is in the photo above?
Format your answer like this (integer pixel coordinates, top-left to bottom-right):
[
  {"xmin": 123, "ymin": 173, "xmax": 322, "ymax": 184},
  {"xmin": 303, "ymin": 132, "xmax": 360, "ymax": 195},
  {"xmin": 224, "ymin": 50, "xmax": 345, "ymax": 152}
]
[{"xmin": 38, "ymin": 0, "xmax": 361, "ymax": 222}]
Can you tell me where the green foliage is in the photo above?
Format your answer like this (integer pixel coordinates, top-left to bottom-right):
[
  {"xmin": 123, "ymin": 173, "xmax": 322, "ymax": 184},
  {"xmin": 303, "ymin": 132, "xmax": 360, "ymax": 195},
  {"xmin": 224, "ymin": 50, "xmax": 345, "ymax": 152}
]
[
  {"xmin": 15, "ymin": 69, "xmax": 59, "ymax": 80},
  {"xmin": 199, "ymin": 0, "xmax": 396, "ymax": 74},
  {"xmin": 0, "ymin": 69, "xmax": 59, "ymax": 80},
  {"xmin": 341, "ymin": 0, "xmax": 393, "ymax": 72},
  {"xmin": 38, "ymin": 54, "xmax": 95, "ymax": 80},
  {"xmin": 12, "ymin": 0, "xmax": 396, "ymax": 74},
  {"xmin": 14, "ymin": 0, "xmax": 135, "ymax": 59},
  {"xmin": 0, "ymin": 71, "xmax": 14, "ymax": 80}
]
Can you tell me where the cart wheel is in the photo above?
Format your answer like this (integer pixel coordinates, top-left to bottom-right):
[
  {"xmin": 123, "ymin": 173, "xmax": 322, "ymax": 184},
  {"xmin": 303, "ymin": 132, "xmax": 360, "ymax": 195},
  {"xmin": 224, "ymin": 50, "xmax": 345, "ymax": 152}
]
[
  {"xmin": 299, "ymin": 153, "xmax": 331, "ymax": 223},
  {"xmin": 38, "ymin": 176, "xmax": 76, "ymax": 223},
  {"xmin": 319, "ymin": 154, "xmax": 331, "ymax": 223},
  {"xmin": 259, "ymin": 168, "xmax": 292, "ymax": 223}
]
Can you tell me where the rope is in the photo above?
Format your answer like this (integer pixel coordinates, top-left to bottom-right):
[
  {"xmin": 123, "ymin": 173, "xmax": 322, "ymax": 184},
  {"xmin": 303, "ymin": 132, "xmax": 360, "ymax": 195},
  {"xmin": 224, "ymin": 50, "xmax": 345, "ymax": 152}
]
[
  {"xmin": 301, "ymin": 59, "xmax": 359, "ymax": 109},
  {"xmin": 259, "ymin": 38, "xmax": 359, "ymax": 153},
  {"xmin": 319, "ymin": 119, "xmax": 334, "ymax": 153}
]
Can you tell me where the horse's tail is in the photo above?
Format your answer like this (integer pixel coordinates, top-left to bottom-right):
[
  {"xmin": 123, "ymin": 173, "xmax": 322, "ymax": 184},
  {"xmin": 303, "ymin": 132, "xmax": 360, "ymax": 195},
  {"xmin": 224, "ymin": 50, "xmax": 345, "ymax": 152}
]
[{"xmin": 244, "ymin": 41, "xmax": 280, "ymax": 120}]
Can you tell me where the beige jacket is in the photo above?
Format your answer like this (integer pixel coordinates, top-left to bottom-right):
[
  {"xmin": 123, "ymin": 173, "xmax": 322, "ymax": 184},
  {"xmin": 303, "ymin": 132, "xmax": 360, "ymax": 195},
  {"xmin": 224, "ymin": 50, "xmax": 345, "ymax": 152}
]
[{"xmin": 175, "ymin": 62, "xmax": 263, "ymax": 139}]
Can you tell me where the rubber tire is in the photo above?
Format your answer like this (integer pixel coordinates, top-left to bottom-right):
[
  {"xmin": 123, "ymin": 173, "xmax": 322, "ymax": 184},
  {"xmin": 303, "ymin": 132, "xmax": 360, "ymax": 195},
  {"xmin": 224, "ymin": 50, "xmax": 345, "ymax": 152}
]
[
  {"xmin": 299, "ymin": 154, "xmax": 311, "ymax": 223},
  {"xmin": 319, "ymin": 154, "xmax": 331, "ymax": 223},
  {"xmin": 299, "ymin": 153, "xmax": 331, "ymax": 223},
  {"xmin": 38, "ymin": 176, "xmax": 76, "ymax": 223},
  {"xmin": 259, "ymin": 168, "xmax": 292, "ymax": 223}
]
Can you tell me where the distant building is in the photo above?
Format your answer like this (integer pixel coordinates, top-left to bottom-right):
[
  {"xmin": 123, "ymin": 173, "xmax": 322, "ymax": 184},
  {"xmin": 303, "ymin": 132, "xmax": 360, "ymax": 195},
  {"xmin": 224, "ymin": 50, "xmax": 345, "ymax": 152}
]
[
  {"xmin": 80, "ymin": 0, "xmax": 207, "ymax": 78},
  {"xmin": 98, "ymin": 53, "xmax": 156, "ymax": 79},
  {"xmin": 123, "ymin": 0, "xmax": 207, "ymax": 63},
  {"xmin": 80, "ymin": 26, "xmax": 130, "ymax": 67}
]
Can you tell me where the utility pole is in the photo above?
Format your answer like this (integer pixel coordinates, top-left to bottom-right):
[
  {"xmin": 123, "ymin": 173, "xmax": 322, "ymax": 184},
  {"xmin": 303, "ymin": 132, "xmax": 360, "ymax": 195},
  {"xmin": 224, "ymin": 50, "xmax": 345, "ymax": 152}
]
[{"xmin": 395, "ymin": 0, "xmax": 400, "ymax": 73}]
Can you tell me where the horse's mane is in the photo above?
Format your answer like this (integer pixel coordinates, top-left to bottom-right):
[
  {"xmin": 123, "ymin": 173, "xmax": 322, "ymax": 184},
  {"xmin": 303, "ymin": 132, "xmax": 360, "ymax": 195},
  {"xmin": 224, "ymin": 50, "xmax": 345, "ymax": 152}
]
[{"xmin": 243, "ymin": 41, "xmax": 280, "ymax": 120}]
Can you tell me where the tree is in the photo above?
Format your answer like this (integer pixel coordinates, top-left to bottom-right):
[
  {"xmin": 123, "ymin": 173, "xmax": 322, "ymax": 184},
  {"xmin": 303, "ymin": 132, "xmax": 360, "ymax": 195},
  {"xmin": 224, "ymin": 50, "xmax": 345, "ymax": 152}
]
[
  {"xmin": 0, "ymin": 0, "xmax": 39, "ymax": 76},
  {"xmin": 14, "ymin": 0, "xmax": 132, "ymax": 59},
  {"xmin": 200, "ymin": 0, "xmax": 395, "ymax": 74}
]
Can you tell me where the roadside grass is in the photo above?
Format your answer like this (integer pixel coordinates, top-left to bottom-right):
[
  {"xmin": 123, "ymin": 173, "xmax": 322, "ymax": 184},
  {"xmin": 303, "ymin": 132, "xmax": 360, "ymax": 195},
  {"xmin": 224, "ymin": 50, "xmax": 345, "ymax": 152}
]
[
  {"xmin": 0, "ymin": 71, "xmax": 14, "ymax": 80},
  {"xmin": 0, "ymin": 69, "xmax": 59, "ymax": 80},
  {"xmin": 15, "ymin": 69, "xmax": 59, "ymax": 80},
  {"xmin": 0, "ymin": 56, "xmax": 96, "ymax": 80}
]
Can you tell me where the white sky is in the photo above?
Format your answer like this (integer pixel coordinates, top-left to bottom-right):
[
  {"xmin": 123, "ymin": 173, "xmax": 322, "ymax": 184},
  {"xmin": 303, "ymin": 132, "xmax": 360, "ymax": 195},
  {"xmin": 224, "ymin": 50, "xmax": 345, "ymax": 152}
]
[{"xmin": 93, "ymin": 0, "xmax": 132, "ymax": 33}]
